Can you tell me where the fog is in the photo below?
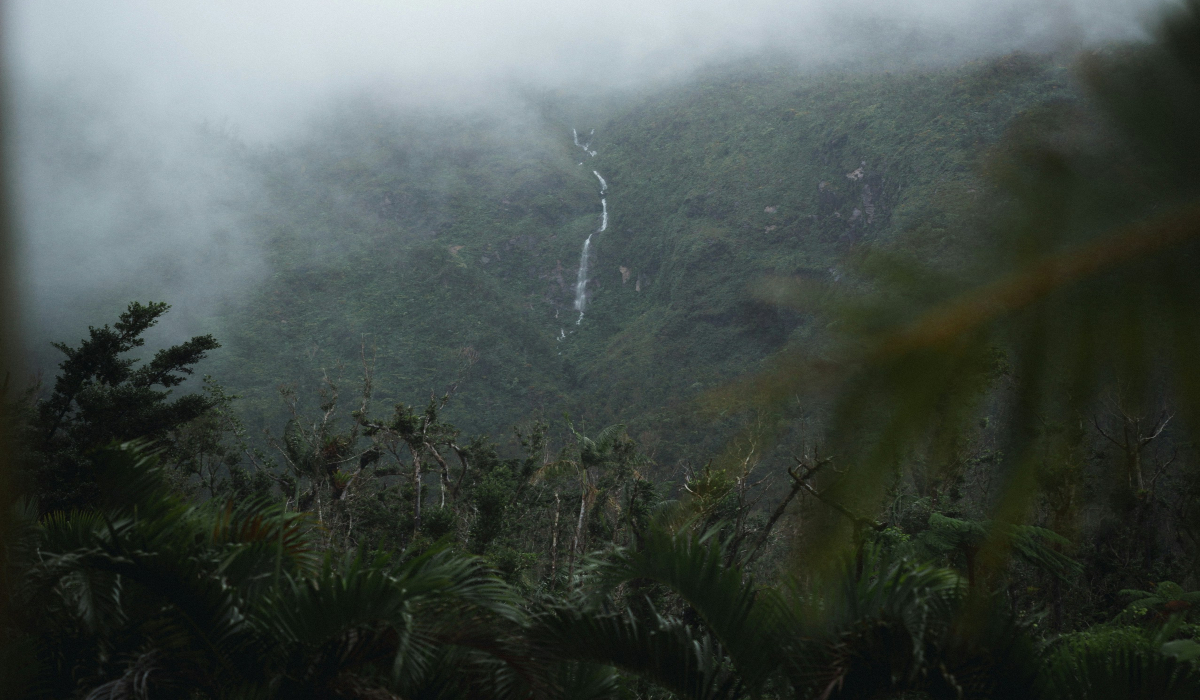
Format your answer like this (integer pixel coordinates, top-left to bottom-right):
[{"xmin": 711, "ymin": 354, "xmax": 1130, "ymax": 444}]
[
  {"xmin": 4, "ymin": 0, "xmax": 1170, "ymax": 364},
  {"xmin": 8, "ymin": 1, "xmax": 1162, "ymax": 134}
]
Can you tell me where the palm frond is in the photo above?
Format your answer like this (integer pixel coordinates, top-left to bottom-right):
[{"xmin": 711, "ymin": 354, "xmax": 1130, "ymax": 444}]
[
  {"xmin": 779, "ymin": 552, "xmax": 1037, "ymax": 699},
  {"xmin": 531, "ymin": 602, "xmax": 741, "ymax": 700},
  {"xmin": 586, "ymin": 527, "xmax": 777, "ymax": 689},
  {"xmin": 547, "ymin": 661, "xmax": 628, "ymax": 700},
  {"xmin": 254, "ymin": 546, "xmax": 525, "ymax": 698},
  {"xmin": 592, "ymin": 424, "xmax": 626, "ymax": 453}
]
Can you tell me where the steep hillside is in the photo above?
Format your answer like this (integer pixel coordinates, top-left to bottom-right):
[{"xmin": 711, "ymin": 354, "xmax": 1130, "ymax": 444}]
[{"xmin": 210, "ymin": 53, "xmax": 1075, "ymax": 465}]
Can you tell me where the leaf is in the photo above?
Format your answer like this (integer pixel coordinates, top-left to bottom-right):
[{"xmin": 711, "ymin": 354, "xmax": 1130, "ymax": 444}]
[{"xmin": 1161, "ymin": 640, "xmax": 1200, "ymax": 664}]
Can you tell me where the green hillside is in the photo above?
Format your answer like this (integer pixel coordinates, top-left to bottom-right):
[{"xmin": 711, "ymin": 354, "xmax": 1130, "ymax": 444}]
[{"xmin": 210, "ymin": 53, "xmax": 1074, "ymax": 464}]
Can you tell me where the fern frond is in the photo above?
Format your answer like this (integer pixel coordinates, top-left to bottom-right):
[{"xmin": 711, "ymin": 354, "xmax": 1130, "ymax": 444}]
[{"xmin": 1038, "ymin": 643, "xmax": 1200, "ymax": 700}]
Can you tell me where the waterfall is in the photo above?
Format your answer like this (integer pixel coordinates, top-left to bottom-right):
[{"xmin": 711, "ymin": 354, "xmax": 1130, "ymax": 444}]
[
  {"xmin": 569, "ymin": 128, "xmax": 609, "ymax": 326},
  {"xmin": 573, "ymin": 128, "xmax": 596, "ymax": 157},
  {"xmin": 573, "ymin": 234, "xmax": 593, "ymax": 322}
]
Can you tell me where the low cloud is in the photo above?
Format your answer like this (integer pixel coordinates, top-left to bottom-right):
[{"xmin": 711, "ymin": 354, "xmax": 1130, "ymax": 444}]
[{"xmin": 3, "ymin": 0, "xmax": 1170, "ymax": 361}]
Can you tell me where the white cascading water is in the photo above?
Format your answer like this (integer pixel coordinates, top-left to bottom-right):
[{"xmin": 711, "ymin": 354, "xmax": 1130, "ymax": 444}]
[
  {"xmin": 569, "ymin": 129, "xmax": 608, "ymax": 325},
  {"xmin": 573, "ymin": 234, "xmax": 592, "ymax": 322},
  {"xmin": 573, "ymin": 128, "xmax": 595, "ymax": 154}
]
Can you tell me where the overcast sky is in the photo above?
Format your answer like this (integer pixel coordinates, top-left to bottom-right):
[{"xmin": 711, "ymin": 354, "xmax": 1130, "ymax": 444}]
[{"xmin": 5, "ymin": 0, "xmax": 1168, "ymax": 139}]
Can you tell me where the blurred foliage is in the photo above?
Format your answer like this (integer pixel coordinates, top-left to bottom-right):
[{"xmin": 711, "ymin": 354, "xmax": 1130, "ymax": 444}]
[{"xmin": 714, "ymin": 0, "xmax": 1200, "ymax": 577}]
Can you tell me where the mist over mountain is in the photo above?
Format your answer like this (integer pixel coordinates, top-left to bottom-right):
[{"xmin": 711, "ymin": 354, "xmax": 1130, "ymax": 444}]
[
  {"xmin": 8, "ymin": 0, "xmax": 1156, "ymax": 128},
  {"xmin": 4, "ymin": 0, "xmax": 1173, "ymax": 453}
]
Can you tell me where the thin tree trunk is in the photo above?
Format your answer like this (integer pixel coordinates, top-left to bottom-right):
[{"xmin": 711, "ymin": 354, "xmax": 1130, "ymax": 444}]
[
  {"xmin": 550, "ymin": 491, "xmax": 561, "ymax": 586},
  {"xmin": 412, "ymin": 451, "xmax": 423, "ymax": 538},
  {"xmin": 569, "ymin": 484, "xmax": 587, "ymax": 580},
  {"xmin": 854, "ymin": 522, "xmax": 865, "ymax": 581},
  {"xmin": 427, "ymin": 442, "xmax": 451, "ymax": 508},
  {"xmin": 451, "ymin": 445, "xmax": 470, "ymax": 499},
  {"xmin": 1051, "ymin": 575, "xmax": 1063, "ymax": 631},
  {"xmin": 744, "ymin": 478, "xmax": 804, "ymax": 568}
]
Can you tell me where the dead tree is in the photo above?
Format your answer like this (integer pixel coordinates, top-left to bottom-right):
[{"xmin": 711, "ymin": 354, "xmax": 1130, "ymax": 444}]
[{"xmin": 1092, "ymin": 389, "xmax": 1174, "ymax": 495}]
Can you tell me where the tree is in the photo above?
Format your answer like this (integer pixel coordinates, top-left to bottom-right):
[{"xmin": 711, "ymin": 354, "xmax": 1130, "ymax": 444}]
[
  {"xmin": 165, "ymin": 375, "xmax": 273, "ymax": 503},
  {"xmin": 3, "ymin": 443, "xmax": 531, "ymax": 699},
  {"xmin": 534, "ymin": 525, "xmax": 1200, "ymax": 700},
  {"xmin": 24, "ymin": 301, "xmax": 220, "ymax": 513},
  {"xmin": 360, "ymin": 395, "xmax": 465, "ymax": 540}
]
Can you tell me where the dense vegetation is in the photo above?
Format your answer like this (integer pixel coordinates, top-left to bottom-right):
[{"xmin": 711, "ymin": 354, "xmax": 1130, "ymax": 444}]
[
  {"xmin": 201, "ymin": 42, "xmax": 1079, "ymax": 464},
  {"xmin": 8, "ymin": 1, "xmax": 1200, "ymax": 697}
]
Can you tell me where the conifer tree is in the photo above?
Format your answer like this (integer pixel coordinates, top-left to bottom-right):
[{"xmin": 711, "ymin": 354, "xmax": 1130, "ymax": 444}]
[{"xmin": 25, "ymin": 301, "xmax": 219, "ymax": 512}]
